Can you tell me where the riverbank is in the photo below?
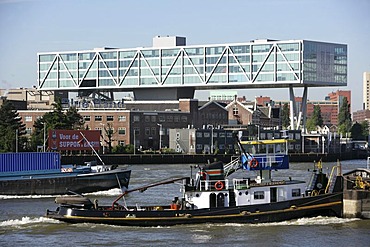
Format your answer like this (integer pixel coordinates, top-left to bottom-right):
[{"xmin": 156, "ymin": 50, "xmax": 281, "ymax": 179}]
[{"xmin": 62, "ymin": 150, "xmax": 368, "ymax": 165}]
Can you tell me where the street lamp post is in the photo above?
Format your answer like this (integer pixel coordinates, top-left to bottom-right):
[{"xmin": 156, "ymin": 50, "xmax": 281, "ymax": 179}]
[
  {"xmin": 15, "ymin": 129, "xmax": 18, "ymax": 153},
  {"xmin": 207, "ymin": 124, "xmax": 213, "ymax": 154},
  {"xmin": 157, "ymin": 123, "xmax": 162, "ymax": 151},
  {"xmin": 133, "ymin": 129, "xmax": 136, "ymax": 155},
  {"xmin": 100, "ymin": 123, "xmax": 105, "ymax": 154},
  {"xmin": 43, "ymin": 123, "xmax": 46, "ymax": 152}
]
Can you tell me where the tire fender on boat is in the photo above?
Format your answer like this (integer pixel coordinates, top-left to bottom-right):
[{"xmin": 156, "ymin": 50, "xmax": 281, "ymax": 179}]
[{"xmin": 215, "ymin": 181, "xmax": 224, "ymax": 191}]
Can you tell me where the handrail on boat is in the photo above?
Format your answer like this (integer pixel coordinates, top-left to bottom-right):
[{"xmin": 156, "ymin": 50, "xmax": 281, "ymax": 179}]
[{"xmin": 325, "ymin": 160, "xmax": 342, "ymax": 194}]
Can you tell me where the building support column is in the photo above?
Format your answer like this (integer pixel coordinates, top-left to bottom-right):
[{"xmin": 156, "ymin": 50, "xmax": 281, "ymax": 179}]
[
  {"xmin": 289, "ymin": 86, "xmax": 297, "ymax": 130},
  {"xmin": 289, "ymin": 85, "xmax": 309, "ymax": 131},
  {"xmin": 297, "ymin": 86, "xmax": 308, "ymax": 131}
]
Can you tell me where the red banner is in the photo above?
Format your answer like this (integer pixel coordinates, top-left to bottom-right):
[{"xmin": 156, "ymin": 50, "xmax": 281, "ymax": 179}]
[{"xmin": 48, "ymin": 130, "xmax": 101, "ymax": 151}]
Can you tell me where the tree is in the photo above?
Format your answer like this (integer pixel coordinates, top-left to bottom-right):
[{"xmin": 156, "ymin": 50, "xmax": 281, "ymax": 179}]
[
  {"xmin": 0, "ymin": 100, "xmax": 26, "ymax": 152},
  {"xmin": 361, "ymin": 121, "xmax": 369, "ymax": 139},
  {"xmin": 29, "ymin": 98, "xmax": 84, "ymax": 151},
  {"xmin": 65, "ymin": 106, "xmax": 84, "ymax": 130},
  {"xmin": 101, "ymin": 123, "xmax": 115, "ymax": 153},
  {"xmin": 350, "ymin": 122, "xmax": 363, "ymax": 140},
  {"xmin": 351, "ymin": 121, "xmax": 369, "ymax": 140},
  {"xmin": 306, "ymin": 105, "xmax": 323, "ymax": 132},
  {"xmin": 281, "ymin": 103, "xmax": 290, "ymax": 129},
  {"xmin": 337, "ymin": 97, "xmax": 352, "ymax": 136}
]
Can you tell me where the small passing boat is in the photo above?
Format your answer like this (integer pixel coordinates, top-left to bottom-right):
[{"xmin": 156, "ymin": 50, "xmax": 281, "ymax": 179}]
[
  {"xmin": 46, "ymin": 138, "xmax": 343, "ymax": 226},
  {"xmin": 0, "ymin": 153, "xmax": 131, "ymax": 196}
]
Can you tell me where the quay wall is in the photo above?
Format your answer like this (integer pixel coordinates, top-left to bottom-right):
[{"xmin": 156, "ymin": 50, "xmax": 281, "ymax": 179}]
[
  {"xmin": 343, "ymin": 190, "xmax": 370, "ymax": 219},
  {"xmin": 61, "ymin": 151, "xmax": 368, "ymax": 165}
]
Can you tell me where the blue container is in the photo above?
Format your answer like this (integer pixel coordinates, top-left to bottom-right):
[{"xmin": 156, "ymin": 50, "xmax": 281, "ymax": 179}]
[{"xmin": 0, "ymin": 152, "xmax": 61, "ymax": 173}]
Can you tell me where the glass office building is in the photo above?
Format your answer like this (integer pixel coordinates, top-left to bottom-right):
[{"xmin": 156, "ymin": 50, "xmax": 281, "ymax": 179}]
[{"xmin": 37, "ymin": 37, "xmax": 347, "ymax": 99}]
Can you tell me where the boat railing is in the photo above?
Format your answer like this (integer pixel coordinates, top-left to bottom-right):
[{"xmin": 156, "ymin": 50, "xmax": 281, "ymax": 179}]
[
  {"xmin": 224, "ymin": 156, "xmax": 241, "ymax": 176},
  {"xmin": 253, "ymin": 154, "xmax": 286, "ymax": 169},
  {"xmin": 233, "ymin": 178, "xmax": 249, "ymax": 190},
  {"xmin": 325, "ymin": 161, "xmax": 341, "ymax": 193},
  {"xmin": 198, "ymin": 179, "xmax": 230, "ymax": 191}
]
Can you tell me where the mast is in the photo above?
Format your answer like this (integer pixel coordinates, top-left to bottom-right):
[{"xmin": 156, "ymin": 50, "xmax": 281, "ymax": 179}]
[{"xmin": 79, "ymin": 131, "xmax": 106, "ymax": 166}]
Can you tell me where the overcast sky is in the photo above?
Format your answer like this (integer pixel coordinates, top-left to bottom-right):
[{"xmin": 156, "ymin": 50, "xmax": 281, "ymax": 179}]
[{"xmin": 1, "ymin": 0, "xmax": 369, "ymax": 112}]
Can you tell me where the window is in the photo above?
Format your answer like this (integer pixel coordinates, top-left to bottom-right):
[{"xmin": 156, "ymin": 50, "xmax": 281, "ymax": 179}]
[
  {"xmin": 84, "ymin": 116, "xmax": 91, "ymax": 121},
  {"xmin": 26, "ymin": 127, "xmax": 32, "ymax": 135},
  {"xmin": 254, "ymin": 191, "xmax": 265, "ymax": 200},
  {"xmin": 107, "ymin": 116, "xmax": 114, "ymax": 121},
  {"xmin": 292, "ymin": 188, "xmax": 301, "ymax": 197},
  {"xmin": 197, "ymin": 132, "xmax": 203, "ymax": 138},
  {"xmin": 133, "ymin": 115, "xmax": 140, "ymax": 122},
  {"xmin": 133, "ymin": 128, "xmax": 140, "ymax": 135},
  {"xmin": 95, "ymin": 116, "xmax": 102, "ymax": 121},
  {"xmin": 118, "ymin": 127, "xmax": 126, "ymax": 135},
  {"xmin": 167, "ymin": 116, "xmax": 173, "ymax": 122},
  {"xmin": 118, "ymin": 140, "xmax": 125, "ymax": 146},
  {"xmin": 145, "ymin": 116, "xmax": 150, "ymax": 122},
  {"xmin": 181, "ymin": 116, "xmax": 187, "ymax": 122},
  {"xmin": 196, "ymin": 144, "xmax": 203, "ymax": 149},
  {"xmin": 151, "ymin": 127, "xmax": 156, "ymax": 136},
  {"xmin": 25, "ymin": 116, "xmax": 32, "ymax": 122},
  {"xmin": 174, "ymin": 116, "xmax": 180, "ymax": 122},
  {"xmin": 118, "ymin": 116, "xmax": 126, "ymax": 122},
  {"xmin": 233, "ymin": 106, "xmax": 239, "ymax": 115},
  {"xmin": 158, "ymin": 116, "xmax": 165, "ymax": 122},
  {"xmin": 145, "ymin": 127, "xmax": 150, "ymax": 136},
  {"xmin": 151, "ymin": 116, "xmax": 156, "ymax": 122}
]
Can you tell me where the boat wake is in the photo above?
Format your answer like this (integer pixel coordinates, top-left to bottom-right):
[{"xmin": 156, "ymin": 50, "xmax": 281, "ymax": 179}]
[
  {"xmin": 0, "ymin": 216, "xmax": 60, "ymax": 228},
  {"xmin": 258, "ymin": 216, "xmax": 360, "ymax": 226},
  {"xmin": 213, "ymin": 216, "xmax": 360, "ymax": 227},
  {"xmin": 0, "ymin": 195, "xmax": 56, "ymax": 200},
  {"xmin": 84, "ymin": 188, "xmax": 123, "ymax": 196},
  {"xmin": 0, "ymin": 188, "xmax": 123, "ymax": 199}
]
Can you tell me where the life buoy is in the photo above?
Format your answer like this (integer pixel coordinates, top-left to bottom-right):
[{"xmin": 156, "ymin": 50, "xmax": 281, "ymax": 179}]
[
  {"xmin": 215, "ymin": 181, "xmax": 224, "ymax": 191},
  {"xmin": 250, "ymin": 158, "xmax": 259, "ymax": 168}
]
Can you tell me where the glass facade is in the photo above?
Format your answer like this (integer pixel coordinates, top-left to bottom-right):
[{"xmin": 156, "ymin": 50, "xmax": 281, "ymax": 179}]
[
  {"xmin": 302, "ymin": 41, "xmax": 347, "ymax": 84},
  {"xmin": 37, "ymin": 40, "xmax": 347, "ymax": 90}
]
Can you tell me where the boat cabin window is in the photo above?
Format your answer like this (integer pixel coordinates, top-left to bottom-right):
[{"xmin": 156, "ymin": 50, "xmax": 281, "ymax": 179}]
[
  {"xmin": 254, "ymin": 191, "xmax": 265, "ymax": 200},
  {"xmin": 291, "ymin": 188, "xmax": 301, "ymax": 197}
]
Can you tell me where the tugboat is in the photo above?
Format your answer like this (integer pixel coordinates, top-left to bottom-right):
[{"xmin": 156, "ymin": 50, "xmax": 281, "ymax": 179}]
[{"xmin": 46, "ymin": 138, "xmax": 343, "ymax": 226}]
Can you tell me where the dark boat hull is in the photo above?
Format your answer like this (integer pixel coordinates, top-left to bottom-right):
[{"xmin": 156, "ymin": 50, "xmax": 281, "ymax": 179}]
[
  {"xmin": 0, "ymin": 169, "xmax": 131, "ymax": 195},
  {"xmin": 46, "ymin": 192, "xmax": 343, "ymax": 226}
]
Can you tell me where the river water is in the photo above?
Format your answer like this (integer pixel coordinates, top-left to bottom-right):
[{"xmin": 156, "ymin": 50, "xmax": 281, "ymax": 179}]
[{"xmin": 1, "ymin": 160, "xmax": 369, "ymax": 246}]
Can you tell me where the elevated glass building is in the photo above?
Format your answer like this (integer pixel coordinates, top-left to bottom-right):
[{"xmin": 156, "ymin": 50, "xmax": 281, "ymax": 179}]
[
  {"xmin": 38, "ymin": 37, "xmax": 347, "ymax": 98},
  {"xmin": 37, "ymin": 36, "xmax": 347, "ymax": 129}
]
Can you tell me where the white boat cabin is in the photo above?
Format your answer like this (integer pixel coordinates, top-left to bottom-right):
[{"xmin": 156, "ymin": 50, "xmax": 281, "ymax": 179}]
[
  {"xmin": 185, "ymin": 178, "xmax": 306, "ymax": 209},
  {"xmin": 184, "ymin": 139, "xmax": 306, "ymax": 209}
]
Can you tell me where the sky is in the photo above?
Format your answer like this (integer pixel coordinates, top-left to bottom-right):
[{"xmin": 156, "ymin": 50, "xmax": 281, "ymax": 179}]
[{"xmin": 0, "ymin": 0, "xmax": 369, "ymax": 112}]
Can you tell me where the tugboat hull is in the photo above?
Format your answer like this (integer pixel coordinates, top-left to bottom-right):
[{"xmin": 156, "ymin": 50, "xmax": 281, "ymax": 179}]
[{"xmin": 46, "ymin": 192, "xmax": 342, "ymax": 226}]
